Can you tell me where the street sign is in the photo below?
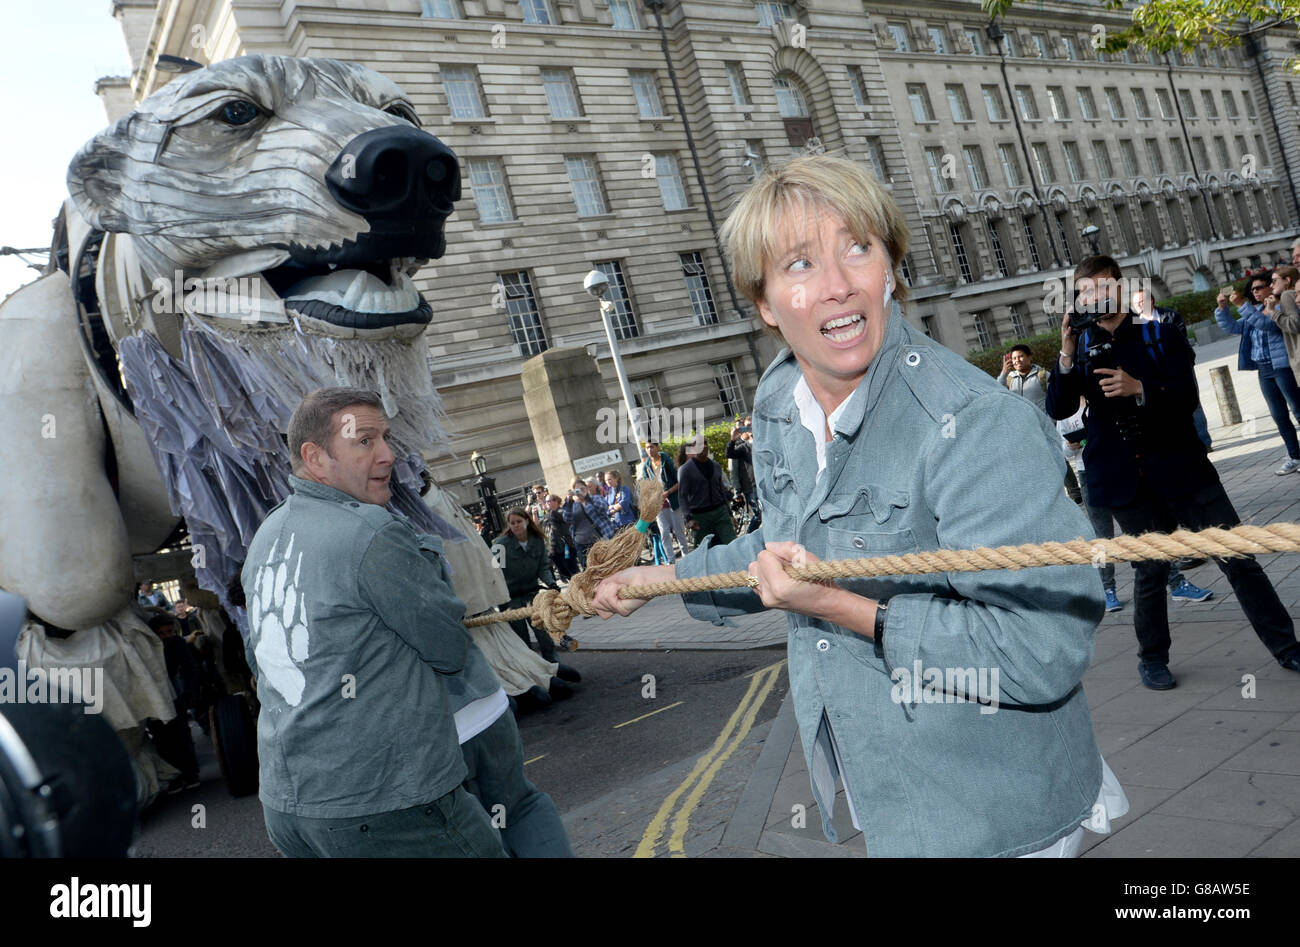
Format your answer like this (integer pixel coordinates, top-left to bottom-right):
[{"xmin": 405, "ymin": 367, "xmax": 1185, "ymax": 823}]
[{"xmin": 573, "ymin": 449, "xmax": 625, "ymax": 473}]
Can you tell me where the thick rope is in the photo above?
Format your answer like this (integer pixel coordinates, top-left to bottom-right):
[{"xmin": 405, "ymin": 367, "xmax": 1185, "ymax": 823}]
[{"xmin": 465, "ymin": 521, "xmax": 1300, "ymax": 639}]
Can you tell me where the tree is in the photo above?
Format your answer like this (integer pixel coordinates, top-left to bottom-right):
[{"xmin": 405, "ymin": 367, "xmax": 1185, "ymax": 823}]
[{"xmin": 983, "ymin": 0, "xmax": 1300, "ymax": 67}]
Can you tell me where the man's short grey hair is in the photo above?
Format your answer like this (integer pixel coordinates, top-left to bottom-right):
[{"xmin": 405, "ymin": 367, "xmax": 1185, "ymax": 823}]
[{"xmin": 288, "ymin": 387, "xmax": 385, "ymax": 474}]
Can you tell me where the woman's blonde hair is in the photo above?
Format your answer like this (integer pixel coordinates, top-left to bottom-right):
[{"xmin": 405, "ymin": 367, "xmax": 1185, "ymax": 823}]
[{"xmin": 720, "ymin": 154, "xmax": 910, "ymax": 343}]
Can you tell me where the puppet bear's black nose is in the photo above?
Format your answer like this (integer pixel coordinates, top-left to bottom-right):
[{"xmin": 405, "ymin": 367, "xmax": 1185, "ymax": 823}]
[{"xmin": 326, "ymin": 125, "xmax": 460, "ymax": 219}]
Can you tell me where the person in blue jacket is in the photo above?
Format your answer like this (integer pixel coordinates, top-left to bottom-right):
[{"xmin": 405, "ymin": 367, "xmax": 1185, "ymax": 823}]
[{"xmin": 1214, "ymin": 274, "xmax": 1300, "ymax": 475}]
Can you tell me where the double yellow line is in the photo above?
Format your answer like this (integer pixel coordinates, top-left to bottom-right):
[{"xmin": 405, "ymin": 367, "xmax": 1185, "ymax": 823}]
[{"xmin": 634, "ymin": 659, "xmax": 786, "ymax": 858}]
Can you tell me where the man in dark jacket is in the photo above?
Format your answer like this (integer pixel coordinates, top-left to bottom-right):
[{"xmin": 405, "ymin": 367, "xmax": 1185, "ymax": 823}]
[
  {"xmin": 1047, "ymin": 256, "xmax": 1300, "ymax": 690},
  {"xmin": 677, "ymin": 437, "xmax": 735, "ymax": 548},
  {"xmin": 726, "ymin": 419, "xmax": 760, "ymax": 534}
]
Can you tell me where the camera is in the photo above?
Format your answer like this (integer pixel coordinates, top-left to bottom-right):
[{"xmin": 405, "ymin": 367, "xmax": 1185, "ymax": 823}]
[
  {"xmin": 1068, "ymin": 288, "xmax": 1120, "ymax": 335},
  {"xmin": 1079, "ymin": 328, "xmax": 1143, "ymax": 443}
]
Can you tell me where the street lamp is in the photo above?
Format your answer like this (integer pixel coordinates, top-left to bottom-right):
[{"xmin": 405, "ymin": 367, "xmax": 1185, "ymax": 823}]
[
  {"xmin": 584, "ymin": 269, "xmax": 646, "ymax": 458},
  {"xmin": 1081, "ymin": 224, "xmax": 1101, "ymax": 256},
  {"xmin": 470, "ymin": 451, "xmax": 503, "ymax": 537}
]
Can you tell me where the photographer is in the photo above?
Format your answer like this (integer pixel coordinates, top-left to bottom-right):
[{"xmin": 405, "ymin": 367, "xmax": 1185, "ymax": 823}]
[{"xmin": 1047, "ymin": 256, "xmax": 1300, "ymax": 689}]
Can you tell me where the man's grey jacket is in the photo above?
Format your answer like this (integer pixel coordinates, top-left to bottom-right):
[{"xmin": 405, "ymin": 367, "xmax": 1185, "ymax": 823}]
[{"xmin": 243, "ymin": 476, "xmax": 494, "ymax": 818}]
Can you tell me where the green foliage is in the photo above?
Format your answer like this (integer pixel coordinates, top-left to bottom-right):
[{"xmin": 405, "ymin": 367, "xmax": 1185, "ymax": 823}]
[
  {"xmin": 983, "ymin": 0, "xmax": 1300, "ymax": 69},
  {"xmin": 661, "ymin": 421, "xmax": 736, "ymax": 465}
]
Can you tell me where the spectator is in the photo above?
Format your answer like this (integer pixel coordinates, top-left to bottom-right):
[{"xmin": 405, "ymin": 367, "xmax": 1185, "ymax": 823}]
[
  {"xmin": 1132, "ymin": 288, "xmax": 1212, "ymax": 451},
  {"xmin": 527, "ymin": 484, "xmax": 549, "ymax": 527},
  {"xmin": 677, "ymin": 436, "xmax": 736, "ymax": 548},
  {"xmin": 603, "ymin": 470, "xmax": 638, "ymax": 530},
  {"xmin": 562, "ymin": 477, "xmax": 613, "ymax": 570},
  {"xmin": 639, "ymin": 439, "xmax": 688, "ymax": 563},
  {"xmin": 244, "ymin": 387, "xmax": 506, "ymax": 857},
  {"xmin": 1055, "ymin": 397, "xmax": 1120, "ymax": 613},
  {"xmin": 1291, "ymin": 237, "xmax": 1300, "ymax": 268},
  {"xmin": 997, "ymin": 344, "xmax": 1049, "ymax": 414},
  {"xmin": 1049, "ymin": 256, "xmax": 1300, "ymax": 689},
  {"xmin": 145, "ymin": 612, "xmax": 202, "ymax": 794},
  {"xmin": 542, "ymin": 493, "xmax": 576, "ymax": 581},
  {"xmin": 492, "ymin": 509, "xmax": 562, "ymax": 667},
  {"xmin": 726, "ymin": 420, "xmax": 761, "ymax": 534},
  {"xmin": 1214, "ymin": 274, "xmax": 1300, "ymax": 476},
  {"xmin": 1267, "ymin": 266, "xmax": 1300, "ymax": 386},
  {"xmin": 137, "ymin": 581, "xmax": 170, "ymax": 611}
]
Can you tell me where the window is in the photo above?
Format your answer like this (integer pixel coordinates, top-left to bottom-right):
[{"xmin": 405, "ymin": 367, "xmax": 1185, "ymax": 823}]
[
  {"xmin": 1234, "ymin": 135, "xmax": 1249, "ymax": 166},
  {"xmin": 1131, "ymin": 88, "xmax": 1151, "ymax": 120},
  {"xmin": 1166, "ymin": 196, "xmax": 1188, "ymax": 245},
  {"xmin": 1119, "ymin": 139, "xmax": 1140, "ymax": 177},
  {"xmin": 630, "ymin": 71, "xmax": 665, "ymax": 118},
  {"xmin": 1201, "ymin": 89, "xmax": 1219, "ymax": 119},
  {"xmin": 498, "ymin": 271, "xmax": 547, "ymax": 356},
  {"xmin": 1062, "ymin": 35, "xmax": 1079, "ymax": 61},
  {"xmin": 963, "ymin": 145, "xmax": 989, "ymax": 189},
  {"xmin": 1155, "ymin": 88, "xmax": 1174, "ymax": 120},
  {"xmin": 608, "ymin": 0, "xmax": 639, "ymax": 29},
  {"xmin": 541, "ymin": 68, "xmax": 583, "ymax": 118},
  {"xmin": 442, "ymin": 65, "xmax": 488, "ymax": 118},
  {"xmin": 927, "ymin": 27, "xmax": 948, "ymax": 54},
  {"xmin": 654, "ymin": 153, "xmax": 688, "ymax": 210},
  {"xmin": 847, "ymin": 66, "xmax": 868, "ymax": 109},
  {"xmin": 922, "ymin": 315, "xmax": 939, "ymax": 340},
  {"xmin": 964, "ymin": 29, "xmax": 984, "ymax": 55},
  {"xmin": 1030, "ymin": 142, "xmax": 1055, "ymax": 183},
  {"xmin": 1256, "ymin": 134, "xmax": 1270, "ymax": 167},
  {"xmin": 946, "ymin": 83, "xmax": 973, "ymax": 122},
  {"xmin": 726, "ymin": 63, "xmax": 752, "ymax": 107},
  {"xmin": 1192, "ymin": 136, "xmax": 1210, "ymax": 168},
  {"xmin": 755, "ymin": 1, "xmax": 795, "ymax": 27},
  {"xmin": 1046, "ymin": 86, "xmax": 1069, "ymax": 121},
  {"xmin": 466, "ymin": 158, "xmax": 514, "ymax": 222},
  {"xmin": 594, "ymin": 261, "xmax": 638, "ymax": 339},
  {"xmin": 712, "ymin": 361, "xmax": 747, "ymax": 417},
  {"xmin": 1214, "ymin": 135, "xmax": 1231, "ymax": 169},
  {"xmin": 1010, "ymin": 301, "xmax": 1029, "ymax": 337},
  {"xmin": 1031, "ymin": 32, "xmax": 1050, "ymax": 59},
  {"xmin": 1092, "ymin": 140, "xmax": 1114, "ymax": 178},
  {"xmin": 1104, "ymin": 87, "xmax": 1125, "ymax": 120},
  {"xmin": 1168, "ymin": 136, "xmax": 1189, "ymax": 173},
  {"xmin": 1177, "ymin": 88, "xmax": 1196, "ymax": 117},
  {"xmin": 987, "ymin": 219, "xmax": 1009, "ymax": 277},
  {"xmin": 1063, "ymin": 141, "xmax": 1085, "ymax": 181},
  {"xmin": 1223, "ymin": 90, "xmax": 1239, "ymax": 119},
  {"xmin": 1194, "ymin": 46, "xmax": 1208, "ymax": 68},
  {"xmin": 1147, "ymin": 46, "xmax": 1162, "ymax": 66},
  {"xmin": 925, "ymin": 147, "xmax": 954, "ymax": 193},
  {"xmin": 1077, "ymin": 87, "xmax": 1098, "ymax": 120},
  {"xmin": 1055, "ymin": 212, "xmax": 1074, "ymax": 265},
  {"xmin": 629, "ymin": 376, "xmax": 664, "ymax": 416},
  {"xmin": 1015, "ymin": 85, "xmax": 1039, "ymax": 121},
  {"xmin": 565, "ymin": 155, "xmax": 607, "ymax": 216},
  {"xmin": 520, "ymin": 0, "xmax": 553, "ymax": 25},
  {"xmin": 887, "ymin": 23, "xmax": 909, "ymax": 51},
  {"xmin": 421, "ymin": 0, "xmax": 463, "ymax": 18},
  {"xmin": 1022, "ymin": 215, "xmax": 1042, "ymax": 269},
  {"xmin": 907, "ymin": 83, "xmax": 936, "ymax": 122},
  {"xmin": 972, "ymin": 310, "xmax": 993, "ymax": 348},
  {"xmin": 1243, "ymin": 90, "xmax": 1257, "ymax": 119},
  {"xmin": 1002, "ymin": 31, "xmax": 1018, "ymax": 58},
  {"xmin": 774, "ymin": 75, "xmax": 811, "ymax": 117},
  {"xmin": 981, "ymin": 84, "xmax": 1008, "ymax": 121},
  {"xmin": 681, "ymin": 252, "xmax": 717, "ymax": 325},
  {"xmin": 865, "ymin": 137, "xmax": 889, "ymax": 181},
  {"xmin": 998, "ymin": 142, "xmax": 1023, "ymax": 186},
  {"xmin": 1144, "ymin": 138, "xmax": 1165, "ymax": 175},
  {"xmin": 950, "ymin": 222, "xmax": 973, "ymax": 283}
]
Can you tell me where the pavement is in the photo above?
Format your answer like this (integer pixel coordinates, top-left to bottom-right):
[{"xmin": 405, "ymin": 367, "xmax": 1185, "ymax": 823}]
[{"xmin": 568, "ymin": 333, "xmax": 1300, "ymax": 857}]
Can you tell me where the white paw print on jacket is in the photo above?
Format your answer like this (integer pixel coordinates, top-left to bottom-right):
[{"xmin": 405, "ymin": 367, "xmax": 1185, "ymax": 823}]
[{"xmin": 250, "ymin": 534, "xmax": 310, "ymax": 707}]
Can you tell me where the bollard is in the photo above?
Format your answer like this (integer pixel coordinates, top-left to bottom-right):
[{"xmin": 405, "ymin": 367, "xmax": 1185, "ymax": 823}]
[{"xmin": 1209, "ymin": 365, "xmax": 1242, "ymax": 426}]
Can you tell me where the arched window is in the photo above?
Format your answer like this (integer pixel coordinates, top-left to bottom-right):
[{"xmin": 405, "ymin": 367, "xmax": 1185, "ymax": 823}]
[{"xmin": 773, "ymin": 73, "xmax": 816, "ymax": 147}]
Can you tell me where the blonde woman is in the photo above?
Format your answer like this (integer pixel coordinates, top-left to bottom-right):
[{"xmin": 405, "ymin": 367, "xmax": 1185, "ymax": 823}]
[{"xmin": 593, "ymin": 155, "xmax": 1126, "ymax": 857}]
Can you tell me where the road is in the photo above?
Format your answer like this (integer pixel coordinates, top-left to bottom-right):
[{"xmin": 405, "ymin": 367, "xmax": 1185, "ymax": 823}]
[{"xmin": 130, "ymin": 648, "xmax": 789, "ymax": 857}]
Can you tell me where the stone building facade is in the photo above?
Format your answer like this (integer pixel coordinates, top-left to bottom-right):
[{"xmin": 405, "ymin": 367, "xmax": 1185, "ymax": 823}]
[{"xmin": 103, "ymin": 0, "xmax": 1300, "ymax": 502}]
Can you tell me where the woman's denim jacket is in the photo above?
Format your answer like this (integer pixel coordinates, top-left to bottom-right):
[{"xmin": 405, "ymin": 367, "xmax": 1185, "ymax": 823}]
[{"xmin": 675, "ymin": 311, "xmax": 1106, "ymax": 857}]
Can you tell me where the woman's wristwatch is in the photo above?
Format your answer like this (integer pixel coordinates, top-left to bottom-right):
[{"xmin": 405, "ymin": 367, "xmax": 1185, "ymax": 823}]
[{"xmin": 873, "ymin": 599, "xmax": 889, "ymax": 659}]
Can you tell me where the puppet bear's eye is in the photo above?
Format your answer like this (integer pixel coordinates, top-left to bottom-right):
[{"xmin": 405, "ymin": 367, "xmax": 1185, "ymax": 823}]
[
  {"xmin": 214, "ymin": 100, "xmax": 262, "ymax": 126},
  {"xmin": 384, "ymin": 104, "xmax": 419, "ymax": 125}
]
